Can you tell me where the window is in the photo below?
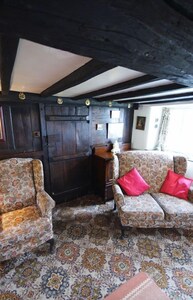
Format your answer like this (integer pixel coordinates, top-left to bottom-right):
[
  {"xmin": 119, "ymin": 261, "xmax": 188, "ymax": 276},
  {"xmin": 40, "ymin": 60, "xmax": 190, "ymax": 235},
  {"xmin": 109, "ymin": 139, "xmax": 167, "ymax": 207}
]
[{"xmin": 164, "ymin": 106, "xmax": 193, "ymax": 158}]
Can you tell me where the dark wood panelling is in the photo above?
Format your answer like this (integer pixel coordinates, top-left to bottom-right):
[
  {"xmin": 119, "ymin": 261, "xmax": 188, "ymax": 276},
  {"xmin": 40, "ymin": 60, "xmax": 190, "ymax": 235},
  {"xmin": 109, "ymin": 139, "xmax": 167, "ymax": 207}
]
[
  {"xmin": 0, "ymin": 99, "xmax": 132, "ymax": 203},
  {"xmin": 11, "ymin": 105, "xmax": 41, "ymax": 152},
  {"xmin": 50, "ymin": 156, "xmax": 90, "ymax": 201},
  {"xmin": 0, "ymin": 150, "xmax": 44, "ymax": 161},
  {"xmin": 91, "ymin": 106, "xmax": 132, "ymax": 145},
  {"xmin": 0, "ymin": 103, "xmax": 41, "ymax": 155},
  {"xmin": 45, "ymin": 105, "xmax": 91, "ymax": 202}
]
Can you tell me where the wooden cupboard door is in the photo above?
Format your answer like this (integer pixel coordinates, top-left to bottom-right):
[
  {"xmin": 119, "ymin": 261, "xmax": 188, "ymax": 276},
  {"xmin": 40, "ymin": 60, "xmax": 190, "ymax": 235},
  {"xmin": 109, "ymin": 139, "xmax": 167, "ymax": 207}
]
[{"xmin": 45, "ymin": 106, "xmax": 91, "ymax": 202}]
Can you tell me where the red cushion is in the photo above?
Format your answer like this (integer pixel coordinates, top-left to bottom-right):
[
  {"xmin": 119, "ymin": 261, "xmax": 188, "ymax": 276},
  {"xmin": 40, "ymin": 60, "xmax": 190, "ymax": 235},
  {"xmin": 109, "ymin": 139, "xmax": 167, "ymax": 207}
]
[
  {"xmin": 160, "ymin": 169, "xmax": 192, "ymax": 200},
  {"xmin": 117, "ymin": 168, "xmax": 150, "ymax": 196}
]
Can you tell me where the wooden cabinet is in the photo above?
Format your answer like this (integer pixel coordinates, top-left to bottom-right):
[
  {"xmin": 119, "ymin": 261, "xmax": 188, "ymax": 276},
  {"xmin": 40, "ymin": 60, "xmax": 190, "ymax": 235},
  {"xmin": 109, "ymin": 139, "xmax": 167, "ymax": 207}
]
[
  {"xmin": 92, "ymin": 143, "xmax": 130, "ymax": 202},
  {"xmin": 93, "ymin": 151, "xmax": 114, "ymax": 201}
]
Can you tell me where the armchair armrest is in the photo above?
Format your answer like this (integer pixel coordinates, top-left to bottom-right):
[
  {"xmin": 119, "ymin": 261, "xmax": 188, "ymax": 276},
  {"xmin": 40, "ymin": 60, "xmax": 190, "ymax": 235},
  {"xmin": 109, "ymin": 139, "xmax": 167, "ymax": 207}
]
[
  {"xmin": 36, "ymin": 191, "xmax": 55, "ymax": 217},
  {"xmin": 112, "ymin": 184, "xmax": 125, "ymax": 208}
]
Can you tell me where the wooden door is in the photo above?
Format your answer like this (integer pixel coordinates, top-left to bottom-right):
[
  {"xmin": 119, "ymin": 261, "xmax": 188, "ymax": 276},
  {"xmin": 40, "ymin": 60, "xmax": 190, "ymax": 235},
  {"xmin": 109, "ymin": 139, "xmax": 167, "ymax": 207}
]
[{"xmin": 45, "ymin": 105, "xmax": 91, "ymax": 202}]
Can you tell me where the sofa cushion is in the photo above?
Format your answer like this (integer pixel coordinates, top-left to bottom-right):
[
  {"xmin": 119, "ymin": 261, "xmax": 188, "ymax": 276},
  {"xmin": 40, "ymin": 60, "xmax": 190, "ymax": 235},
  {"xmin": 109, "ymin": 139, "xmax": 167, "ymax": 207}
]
[
  {"xmin": 0, "ymin": 158, "xmax": 36, "ymax": 213},
  {"xmin": 152, "ymin": 193, "xmax": 193, "ymax": 222},
  {"xmin": 117, "ymin": 168, "xmax": 150, "ymax": 196},
  {"xmin": 160, "ymin": 170, "xmax": 192, "ymax": 200},
  {"xmin": 120, "ymin": 193, "xmax": 164, "ymax": 226}
]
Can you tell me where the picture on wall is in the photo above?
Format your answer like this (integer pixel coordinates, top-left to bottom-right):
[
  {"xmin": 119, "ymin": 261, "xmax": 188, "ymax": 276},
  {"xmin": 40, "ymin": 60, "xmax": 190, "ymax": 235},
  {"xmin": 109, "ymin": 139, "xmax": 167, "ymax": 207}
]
[{"xmin": 136, "ymin": 116, "xmax": 146, "ymax": 130}]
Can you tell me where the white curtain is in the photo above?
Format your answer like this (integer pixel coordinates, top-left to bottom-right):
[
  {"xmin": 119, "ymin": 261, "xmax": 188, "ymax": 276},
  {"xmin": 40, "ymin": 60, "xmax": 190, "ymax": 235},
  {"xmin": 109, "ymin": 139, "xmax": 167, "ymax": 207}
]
[
  {"xmin": 155, "ymin": 107, "xmax": 170, "ymax": 151},
  {"xmin": 164, "ymin": 107, "xmax": 193, "ymax": 158}
]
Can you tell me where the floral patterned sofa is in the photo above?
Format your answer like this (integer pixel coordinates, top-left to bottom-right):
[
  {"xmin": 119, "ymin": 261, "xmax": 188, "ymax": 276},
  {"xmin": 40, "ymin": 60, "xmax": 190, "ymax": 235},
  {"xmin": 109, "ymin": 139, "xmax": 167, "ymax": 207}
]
[
  {"xmin": 0, "ymin": 158, "xmax": 55, "ymax": 261},
  {"xmin": 112, "ymin": 151, "xmax": 193, "ymax": 236}
]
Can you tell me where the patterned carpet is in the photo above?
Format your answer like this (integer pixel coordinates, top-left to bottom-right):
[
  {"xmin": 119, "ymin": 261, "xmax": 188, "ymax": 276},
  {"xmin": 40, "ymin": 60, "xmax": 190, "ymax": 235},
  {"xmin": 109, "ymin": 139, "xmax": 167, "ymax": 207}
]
[{"xmin": 0, "ymin": 194, "xmax": 193, "ymax": 300}]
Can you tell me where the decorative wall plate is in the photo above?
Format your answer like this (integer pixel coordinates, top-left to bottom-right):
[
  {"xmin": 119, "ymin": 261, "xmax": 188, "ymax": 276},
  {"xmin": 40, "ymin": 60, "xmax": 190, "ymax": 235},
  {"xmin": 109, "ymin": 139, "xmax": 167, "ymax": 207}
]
[{"xmin": 85, "ymin": 99, "xmax": 91, "ymax": 106}]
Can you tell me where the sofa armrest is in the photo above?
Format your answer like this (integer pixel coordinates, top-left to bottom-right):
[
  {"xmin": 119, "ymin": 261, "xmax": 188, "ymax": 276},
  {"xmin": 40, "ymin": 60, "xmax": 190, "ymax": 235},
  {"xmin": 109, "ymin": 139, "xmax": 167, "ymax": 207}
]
[
  {"xmin": 36, "ymin": 191, "xmax": 55, "ymax": 217},
  {"xmin": 188, "ymin": 184, "xmax": 193, "ymax": 203},
  {"xmin": 112, "ymin": 184, "xmax": 125, "ymax": 208}
]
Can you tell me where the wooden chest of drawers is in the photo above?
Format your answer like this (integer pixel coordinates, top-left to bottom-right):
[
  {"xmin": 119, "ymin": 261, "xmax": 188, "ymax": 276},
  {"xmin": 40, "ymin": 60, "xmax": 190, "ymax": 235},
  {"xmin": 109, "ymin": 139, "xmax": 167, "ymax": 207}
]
[{"xmin": 92, "ymin": 143, "xmax": 130, "ymax": 202}]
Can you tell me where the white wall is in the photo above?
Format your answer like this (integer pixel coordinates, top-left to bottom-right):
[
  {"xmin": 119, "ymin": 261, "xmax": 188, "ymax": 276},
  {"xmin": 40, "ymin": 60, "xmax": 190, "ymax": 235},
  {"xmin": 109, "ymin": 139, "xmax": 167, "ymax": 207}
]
[
  {"xmin": 131, "ymin": 105, "xmax": 193, "ymax": 179},
  {"xmin": 186, "ymin": 160, "xmax": 193, "ymax": 179},
  {"xmin": 131, "ymin": 106, "xmax": 162, "ymax": 150}
]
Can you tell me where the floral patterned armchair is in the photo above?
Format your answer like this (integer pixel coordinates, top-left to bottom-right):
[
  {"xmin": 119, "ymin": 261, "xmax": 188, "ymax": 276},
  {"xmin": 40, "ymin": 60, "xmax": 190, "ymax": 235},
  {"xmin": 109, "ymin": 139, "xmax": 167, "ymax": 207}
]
[{"xmin": 0, "ymin": 158, "xmax": 55, "ymax": 261}]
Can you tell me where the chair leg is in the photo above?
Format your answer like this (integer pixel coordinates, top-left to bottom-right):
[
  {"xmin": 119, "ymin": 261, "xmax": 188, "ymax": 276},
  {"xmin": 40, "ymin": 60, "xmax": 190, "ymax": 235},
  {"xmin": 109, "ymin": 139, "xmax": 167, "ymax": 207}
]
[
  {"xmin": 47, "ymin": 238, "xmax": 55, "ymax": 254},
  {"xmin": 118, "ymin": 218, "xmax": 125, "ymax": 239},
  {"xmin": 120, "ymin": 224, "xmax": 125, "ymax": 239},
  {"xmin": 113, "ymin": 200, "xmax": 117, "ymax": 211}
]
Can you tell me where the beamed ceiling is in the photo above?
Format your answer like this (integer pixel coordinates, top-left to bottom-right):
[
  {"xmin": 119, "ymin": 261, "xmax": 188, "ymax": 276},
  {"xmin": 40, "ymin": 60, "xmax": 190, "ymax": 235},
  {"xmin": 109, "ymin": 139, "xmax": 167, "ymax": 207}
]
[{"xmin": 1, "ymin": 0, "xmax": 193, "ymax": 105}]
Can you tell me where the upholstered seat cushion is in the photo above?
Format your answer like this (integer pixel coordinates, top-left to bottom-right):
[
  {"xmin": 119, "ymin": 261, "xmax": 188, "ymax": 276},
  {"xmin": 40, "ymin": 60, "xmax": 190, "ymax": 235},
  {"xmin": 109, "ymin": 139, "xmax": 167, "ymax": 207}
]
[
  {"xmin": 0, "ymin": 205, "xmax": 41, "ymax": 232},
  {"xmin": 119, "ymin": 194, "xmax": 164, "ymax": 226},
  {"xmin": 152, "ymin": 193, "xmax": 193, "ymax": 222},
  {"xmin": 0, "ymin": 206, "xmax": 53, "ymax": 261}
]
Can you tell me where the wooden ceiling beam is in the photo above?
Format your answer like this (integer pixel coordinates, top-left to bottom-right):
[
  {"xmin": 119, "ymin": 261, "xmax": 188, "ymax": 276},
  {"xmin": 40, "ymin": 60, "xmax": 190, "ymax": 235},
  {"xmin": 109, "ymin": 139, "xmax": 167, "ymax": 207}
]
[
  {"xmin": 165, "ymin": 0, "xmax": 193, "ymax": 21},
  {"xmin": 1, "ymin": 1, "xmax": 193, "ymax": 86},
  {"xmin": 119, "ymin": 94, "xmax": 193, "ymax": 104},
  {"xmin": 73, "ymin": 74, "xmax": 157, "ymax": 100},
  {"xmin": 96, "ymin": 83, "xmax": 185, "ymax": 102},
  {"xmin": 0, "ymin": 35, "xmax": 19, "ymax": 95},
  {"xmin": 41, "ymin": 59, "xmax": 113, "ymax": 97},
  {"xmin": 135, "ymin": 97, "xmax": 193, "ymax": 105},
  {"xmin": 118, "ymin": 91, "xmax": 193, "ymax": 103}
]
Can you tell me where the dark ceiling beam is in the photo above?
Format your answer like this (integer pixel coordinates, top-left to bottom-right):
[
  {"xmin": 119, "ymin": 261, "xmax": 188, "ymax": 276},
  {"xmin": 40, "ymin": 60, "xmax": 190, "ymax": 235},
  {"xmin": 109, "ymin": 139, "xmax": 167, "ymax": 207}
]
[
  {"xmin": 119, "ymin": 94, "xmax": 193, "ymax": 104},
  {"xmin": 96, "ymin": 83, "xmax": 185, "ymax": 102},
  {"xmin": 118, "ymin": 91, "xmax": 193, "ymax": 103},
  {"xmin": 73, "ymin": 74, "xmax": 157, "ymax": 100},
  {"xmin": 1, "ymin": 1, "xmax": 193, "ymax": 86},
  {"xmin": 0, "ymin": 35, "xmax": 19, "ymax": 95},
  {"xmin": 41, "ymin": 59, "xmax": 113, "ymax": 97},
  {"xmin": 165, "ymin": 0, "xmax": 193, "ymax": 21},
  {"xmin": 136, "ymin": 97, "xmax": 193, "ymax": 105}
]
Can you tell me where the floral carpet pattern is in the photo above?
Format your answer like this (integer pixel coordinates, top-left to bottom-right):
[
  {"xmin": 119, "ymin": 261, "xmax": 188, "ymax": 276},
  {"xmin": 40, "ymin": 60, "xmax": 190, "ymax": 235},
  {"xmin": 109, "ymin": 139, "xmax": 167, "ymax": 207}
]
[{"xmin": 0, "ymin": 194, "xmax": 193, "ymax": 299}]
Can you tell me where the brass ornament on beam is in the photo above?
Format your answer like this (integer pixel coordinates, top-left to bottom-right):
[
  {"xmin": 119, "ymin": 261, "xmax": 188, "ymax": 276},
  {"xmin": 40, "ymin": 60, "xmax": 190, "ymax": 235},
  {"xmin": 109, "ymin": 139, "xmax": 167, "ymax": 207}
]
[
  {"xmin": 57, "ymin": 98, "xmax": 63, "ymax": 105},
  {"xmin": 85, "ymin": 99, "xmax": 91, "ymax": 106},
  {"xmin": 18, "ymin": 92, "xmax": 26, "ymax": 100}
]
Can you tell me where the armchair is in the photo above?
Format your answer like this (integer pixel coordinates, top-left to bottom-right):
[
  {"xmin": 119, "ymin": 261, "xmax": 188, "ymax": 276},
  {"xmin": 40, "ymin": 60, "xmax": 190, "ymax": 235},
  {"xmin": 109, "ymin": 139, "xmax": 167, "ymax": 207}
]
[{"xmin": 0, "ymin": 158, "xmax": 55, "ymax": 261}]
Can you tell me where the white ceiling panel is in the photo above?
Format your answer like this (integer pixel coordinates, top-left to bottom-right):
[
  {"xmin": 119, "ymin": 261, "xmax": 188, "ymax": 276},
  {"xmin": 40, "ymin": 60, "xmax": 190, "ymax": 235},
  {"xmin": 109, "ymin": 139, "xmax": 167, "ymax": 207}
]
[
  {"xmin": 10, "ymin": 39, "xmax": 91, "ymax": 93},
  {"xmin": 55, "ymin": 67, "xmax": 144, "ymax": 97}
]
